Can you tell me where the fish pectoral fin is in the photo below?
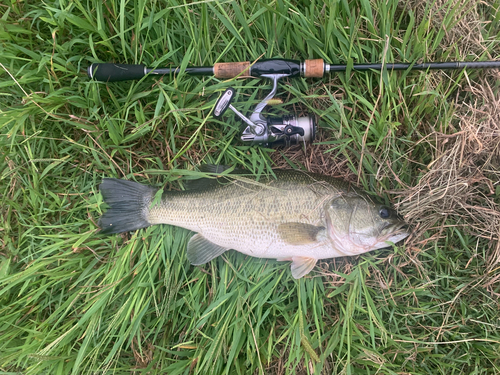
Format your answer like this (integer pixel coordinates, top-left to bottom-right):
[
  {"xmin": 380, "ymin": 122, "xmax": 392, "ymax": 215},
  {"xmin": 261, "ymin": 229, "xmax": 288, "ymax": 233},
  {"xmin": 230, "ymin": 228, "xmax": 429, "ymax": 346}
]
[
  {"xmin": 277, "ymin": 223, "xmax": 325, "ymax": 245},
  {"xmin": 290, "ymin": 257, "xmax": 317, "ymax": 279},
  {"xmin": 187, "ymin": 233, "xmax": 229, "ymax": 265}
]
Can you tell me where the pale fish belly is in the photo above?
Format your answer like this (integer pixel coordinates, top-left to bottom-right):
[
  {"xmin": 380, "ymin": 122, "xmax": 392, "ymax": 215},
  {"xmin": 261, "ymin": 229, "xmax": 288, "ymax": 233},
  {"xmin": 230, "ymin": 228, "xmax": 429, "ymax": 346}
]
[
  {"xmin": 174, "ymin": 209, "xmax": 343, "ymax": 260},
  {"xmin": 210, "ymin": 234, "xmax": 342, "ymax": 261}
]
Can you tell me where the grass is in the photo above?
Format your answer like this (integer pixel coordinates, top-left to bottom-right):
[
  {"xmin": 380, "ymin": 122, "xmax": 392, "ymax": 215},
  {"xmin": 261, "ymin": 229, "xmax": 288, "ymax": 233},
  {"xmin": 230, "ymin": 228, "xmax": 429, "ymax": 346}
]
[{"xmin": 1, "ymin": 0, "xmax": 500, "ymax": 373}]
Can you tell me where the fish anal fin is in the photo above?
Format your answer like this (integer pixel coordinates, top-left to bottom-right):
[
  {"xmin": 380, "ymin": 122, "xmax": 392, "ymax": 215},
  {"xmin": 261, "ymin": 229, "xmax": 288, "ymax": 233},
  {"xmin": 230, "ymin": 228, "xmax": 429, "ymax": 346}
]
[
  {"xmin": 277, "ymin": 223, "xmax": 325, "ymax": 245},
  {"xmin": 290, "ymin": 257, "xmax": 317, "ymax": 279},
  {"xmin": 187, "ymin": 233, "xmax": 229, "ymax": 265}
]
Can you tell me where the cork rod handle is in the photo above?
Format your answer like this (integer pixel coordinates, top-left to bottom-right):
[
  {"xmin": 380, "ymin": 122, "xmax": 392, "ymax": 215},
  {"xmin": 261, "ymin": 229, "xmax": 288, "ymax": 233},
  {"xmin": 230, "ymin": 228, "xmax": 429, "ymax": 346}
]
[
  {"xmin": 213, "ymin": 62, "xmax": 251, "ymax": 79},
  {"xmin": 304, "ymin": 59, "xmax": 324, "ymax": 78}
]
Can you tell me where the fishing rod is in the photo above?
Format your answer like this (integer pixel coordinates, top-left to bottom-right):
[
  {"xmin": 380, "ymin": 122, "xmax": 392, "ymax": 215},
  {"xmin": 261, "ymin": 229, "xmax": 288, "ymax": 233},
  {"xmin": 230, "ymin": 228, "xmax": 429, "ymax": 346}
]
[{"xmin": 88, "ymin": 58, "xmax": 500, "ymax": 146}]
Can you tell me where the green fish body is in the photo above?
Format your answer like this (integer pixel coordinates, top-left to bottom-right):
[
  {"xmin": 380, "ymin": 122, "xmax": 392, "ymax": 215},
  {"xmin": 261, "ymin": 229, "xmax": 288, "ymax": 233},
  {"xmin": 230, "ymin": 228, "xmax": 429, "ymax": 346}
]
[{"xmin": 99, "ymin": 168, "xmax": 408, "ymax": 278}]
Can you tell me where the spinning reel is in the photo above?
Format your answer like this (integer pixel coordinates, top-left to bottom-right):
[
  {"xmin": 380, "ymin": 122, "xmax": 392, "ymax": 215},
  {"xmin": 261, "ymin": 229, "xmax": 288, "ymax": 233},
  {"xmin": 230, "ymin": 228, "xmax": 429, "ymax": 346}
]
[{"xmin": 213, "ymin": 74, "xmax": 316, "ymax": 147}]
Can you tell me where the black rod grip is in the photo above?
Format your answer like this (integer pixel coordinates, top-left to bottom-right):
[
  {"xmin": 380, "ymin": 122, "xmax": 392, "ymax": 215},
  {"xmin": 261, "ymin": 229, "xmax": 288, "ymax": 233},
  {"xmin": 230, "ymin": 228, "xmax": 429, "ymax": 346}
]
[{"xmin": 88, "ymin": 63, "xmax": 146, "ymax": 82}]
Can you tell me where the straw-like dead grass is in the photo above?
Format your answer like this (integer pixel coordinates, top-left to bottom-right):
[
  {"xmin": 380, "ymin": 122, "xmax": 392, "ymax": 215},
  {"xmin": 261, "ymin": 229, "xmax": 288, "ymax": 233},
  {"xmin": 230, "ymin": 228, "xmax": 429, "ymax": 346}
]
[
  {"xmin": 405, "ymin": 0, "xmax": 493, "ymax": 59},
  {"xmin": 395, "ymin": 78, "xmax": 500, "ymax": 266}
]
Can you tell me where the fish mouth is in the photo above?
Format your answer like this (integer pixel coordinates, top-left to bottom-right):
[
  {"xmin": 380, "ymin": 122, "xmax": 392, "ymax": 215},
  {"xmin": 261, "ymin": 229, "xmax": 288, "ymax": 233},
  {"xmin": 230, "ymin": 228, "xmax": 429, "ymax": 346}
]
[
  {"xmin": 384, "ymin": 222, "xmax": 408, "ymax": 233},
  {"xmin": 380, "ymin": 222, "xmax": 410, "ymax": 243},
  {"xmin": 395, "ymin": 223, "xmax": 409, "ymax": 233}
]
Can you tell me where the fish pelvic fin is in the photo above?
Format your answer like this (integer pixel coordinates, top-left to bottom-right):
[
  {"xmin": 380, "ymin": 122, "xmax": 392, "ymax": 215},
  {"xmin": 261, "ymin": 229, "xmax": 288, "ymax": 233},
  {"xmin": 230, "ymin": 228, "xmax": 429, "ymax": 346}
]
[
  {"xmin": 187, "ymin": 233, "xmax": 229, "ymax": 265},
  {"xmin": 98, "ymin": 178, "xmax": 156, "ymax": 234},
  {"xmin": 290, "ymin": 257, "xmax": 317, "ymax": 279}
]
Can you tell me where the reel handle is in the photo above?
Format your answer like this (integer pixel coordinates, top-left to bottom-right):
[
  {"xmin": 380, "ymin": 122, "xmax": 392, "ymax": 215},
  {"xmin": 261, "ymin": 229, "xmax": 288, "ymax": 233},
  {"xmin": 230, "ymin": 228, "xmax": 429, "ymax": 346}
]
[{"xmin": 213, "ymin": 88, "xmax": 236, "ymax": 118}]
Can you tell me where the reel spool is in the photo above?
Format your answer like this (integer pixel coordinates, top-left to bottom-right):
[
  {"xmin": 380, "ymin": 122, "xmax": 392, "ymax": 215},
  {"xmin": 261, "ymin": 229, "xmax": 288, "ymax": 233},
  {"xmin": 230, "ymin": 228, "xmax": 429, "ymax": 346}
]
[{"xmin": 213, "ymin": 74, "xmax": 316, "ymax": 147}]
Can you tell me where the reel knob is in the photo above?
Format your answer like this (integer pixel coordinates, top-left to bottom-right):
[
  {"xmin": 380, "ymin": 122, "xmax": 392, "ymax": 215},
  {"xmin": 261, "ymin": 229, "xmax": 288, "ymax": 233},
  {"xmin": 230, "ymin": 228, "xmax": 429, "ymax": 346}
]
[{"xmin": 213, "ymin": 88, "xmax": 236, "ymax": 118}]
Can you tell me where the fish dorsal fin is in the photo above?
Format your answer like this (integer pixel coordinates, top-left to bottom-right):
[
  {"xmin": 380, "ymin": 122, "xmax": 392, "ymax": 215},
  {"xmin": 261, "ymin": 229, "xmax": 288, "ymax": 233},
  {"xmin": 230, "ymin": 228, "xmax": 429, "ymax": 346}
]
[
  {"xmin": 198, "ymin": 164, "xmax": 231, "ymax": 174},
  {"xmin": 185, "ymin": 165, "xmax": 249, "ymax": 191},
  {"xmin": 290, "ymin": 257, "xmax": 317, "ymax": 279},
  {"xmin": 187, "ymin": 233, "xmax": 229, "ymax": 265},
  {"xmin": 198, "ymin": 164, "xmax": 250, "ymax": 175},
  {"xmin": 184, "ymin": 177, "xmax": 220, "ymax": 191},
  {"xmin": 277, "ymin": 223, "xmax": 326, "ymax": 245}
]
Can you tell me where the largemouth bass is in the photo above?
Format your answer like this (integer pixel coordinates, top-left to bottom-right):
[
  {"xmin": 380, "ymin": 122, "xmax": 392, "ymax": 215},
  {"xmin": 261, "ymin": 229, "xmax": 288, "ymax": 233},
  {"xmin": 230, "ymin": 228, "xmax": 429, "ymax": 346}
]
[{"xmin": 99, "ymin": 166, "xmax": 408, "ymax": 278}]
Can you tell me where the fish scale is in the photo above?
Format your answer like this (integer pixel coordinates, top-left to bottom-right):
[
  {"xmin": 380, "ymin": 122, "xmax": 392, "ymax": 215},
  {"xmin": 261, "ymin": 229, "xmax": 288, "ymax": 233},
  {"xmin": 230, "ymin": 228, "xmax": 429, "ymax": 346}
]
[{"xmin": 98, "ymin": 169, "xmax": 408, "ymax": 278}]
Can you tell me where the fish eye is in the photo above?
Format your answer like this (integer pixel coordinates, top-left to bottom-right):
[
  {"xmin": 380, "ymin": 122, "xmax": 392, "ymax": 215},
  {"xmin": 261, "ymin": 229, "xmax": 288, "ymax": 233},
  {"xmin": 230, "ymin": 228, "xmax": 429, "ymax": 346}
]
[{"xmin": 379, "ymin": 207, "xmax": 390, "ymax": 219}]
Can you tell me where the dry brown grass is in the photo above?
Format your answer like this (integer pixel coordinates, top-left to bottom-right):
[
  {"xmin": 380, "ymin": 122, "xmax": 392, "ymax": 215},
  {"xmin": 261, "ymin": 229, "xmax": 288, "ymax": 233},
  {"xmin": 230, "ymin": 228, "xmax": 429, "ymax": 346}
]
[
  {"xmin": 395, "ymin": 77, "xmax": 500, "ymax": 266},
  {"xmin": 405, "ymin": 0, "xmax": 493, "ymax": 59}
]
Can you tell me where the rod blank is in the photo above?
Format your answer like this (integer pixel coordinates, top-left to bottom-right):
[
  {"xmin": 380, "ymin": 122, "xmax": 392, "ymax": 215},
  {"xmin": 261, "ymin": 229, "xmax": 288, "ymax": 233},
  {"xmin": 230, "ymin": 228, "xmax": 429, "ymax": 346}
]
[{"xmin": 328, "ymin": 61, "xmax": 500, "ymax": 72}]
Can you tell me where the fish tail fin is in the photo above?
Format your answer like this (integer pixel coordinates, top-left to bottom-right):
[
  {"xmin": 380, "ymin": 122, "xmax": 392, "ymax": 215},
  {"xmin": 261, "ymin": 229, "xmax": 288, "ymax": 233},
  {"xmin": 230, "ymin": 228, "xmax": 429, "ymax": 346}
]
[{"xmin": 98, "ymin": 178, "xmax": 156, "ymax": 234}]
